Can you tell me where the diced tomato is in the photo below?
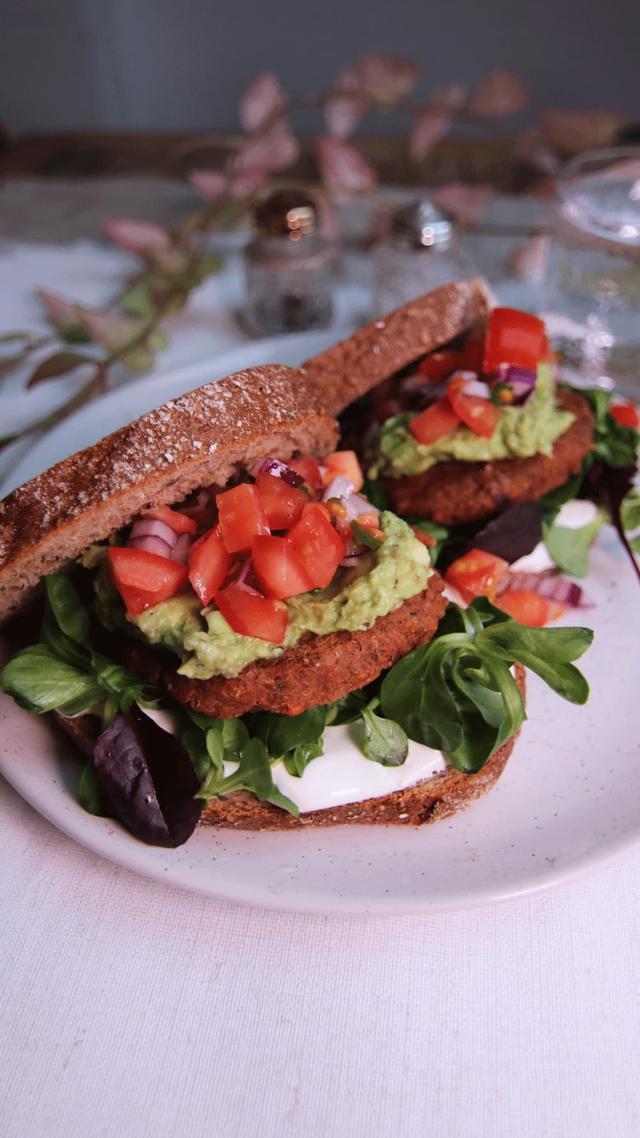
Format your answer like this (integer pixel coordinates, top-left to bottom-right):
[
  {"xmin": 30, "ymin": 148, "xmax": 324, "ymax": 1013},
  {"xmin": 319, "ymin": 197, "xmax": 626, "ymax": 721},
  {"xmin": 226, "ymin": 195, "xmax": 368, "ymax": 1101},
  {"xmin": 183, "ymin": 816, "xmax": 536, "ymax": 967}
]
[
  {"xmin": 411, "ymin": 525, "xmax": 436, "ymax": 548},
  {"xmin": 417, "ymin": 336, "xmax": 485, "ymax": 383},
  {"xmin": 483, "ymin": 307, "xmax": 548, "ymax": 374},
  {"xmin": 254, "ymin": 473, "xmax": 308, "ymax": 530},
  {"xmin": 187, "ymin": 527, "xmax": 231, "ymax": 605},
  {"xmin": 288, "ymin": 503, "xmax": 346, "ymax": 588},
  {"xmin": 214, "ymin": 583, "xmax": 287, "ymax": 643},
  {"xmin": 459, "ymin": 335, "xmax": 485, "ymax": 374},
  {"xmin": 444, "ymin": 548, "xmax": 510, "ymax": 604},
  {"xmin": 288, "ymin": 456, "xmax": 323, "ymax": 494},
  {"xmin": 410, "ymin": 399, "xmax": 460, "ymax": 444},
  {"xmin": 145, "ymin": 504, "xmax": 197, "ymax": 535},
  {"xmin": 216, "ymin": 483, "xmax": 269, "ymax": 553},
  {"xmin": 303, "ymin": 499, "xmax": 331, "ymax": 522},
  {"xmin": 610, "ymin": 402, "xmax": 640, "ymax": 430},
  {"xmin": 322, "ymin": 450, "xmax": 364, "ymax": 491},
  {"xmin": 417, "ymin": 349, "xmax": 461, "ymax": 382},
  {"xmin": 251, "ymin": 535, "xmax": 313, "ymax": 599},
  {"xmin": 354, "ymin": 512, "xmax": 380, "ymax": 531},
  {"xmin": 497, "ymin": 589, "xmax": 565, "ymax": 627},
  {"xmin": 447, "ymin": 379, "xmax": 501, "ymax": 438},
  {"xmin": 107, "ymin": 547, "xmax": 188, "ymax": 617}
]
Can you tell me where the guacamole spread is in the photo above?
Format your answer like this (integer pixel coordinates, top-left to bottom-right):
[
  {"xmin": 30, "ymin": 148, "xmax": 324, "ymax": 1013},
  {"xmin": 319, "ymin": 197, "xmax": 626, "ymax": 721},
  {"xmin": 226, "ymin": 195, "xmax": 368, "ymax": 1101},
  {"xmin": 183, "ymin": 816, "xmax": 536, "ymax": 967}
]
[
  {"xmin": 125, "ymin": 512, "xmax": 431, "ymax": 680},
  {"xmin": 372, "ymin": 366, "xmax": 574, "ymax": 479}
]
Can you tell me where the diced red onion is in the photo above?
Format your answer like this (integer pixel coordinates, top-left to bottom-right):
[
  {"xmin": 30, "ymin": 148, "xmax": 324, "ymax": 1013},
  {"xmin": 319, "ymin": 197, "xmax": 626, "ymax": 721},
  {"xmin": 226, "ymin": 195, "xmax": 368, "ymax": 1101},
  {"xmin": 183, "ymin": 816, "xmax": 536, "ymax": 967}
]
[
  {"xmin": 180, "ymin": 489, "xmax": 211, "ymax": 519},
  {"xmin": 450, "ymin": 371, "xmax": 489, "ymax": 399},
  {"xmin": 493, "ymin": 365, "xmax": 537, "ymax": 404},
  {"xmin": 130, "ymin": 517, "xmax": 177, "ymax": 547},
  {"xmin": 234, "ymin": 557, "xmax": 262, "ymax": 596},
  {"xmin": 128, "ymin": 535, "xmax": 174, "ymax": 559},
  {"xmin": 250, "ymin": 457, "xmax": 304, "ymax": 488},
  {"xmin": 498, "ymin": 364, "xmax": 537, "ymax": 387},
  {"xmin": 171, "ymin": 533, "xmax": 192, "ymax": 564},
  {"xmin": 505, "ymin": 571, "xmax": 593, "ymax": 608},
  {"xmin": 322, "ymin": 476, "xmax": 356, "ymax": 502},
  {"xmin": 322, "ymin": 479, "xmax": 380, "ymax": 524},
  {"xmin": 343, "ymin": 492, "xmax": 380, "ymax": 522},
  {"xmin": 340, "ymin": 549, "xmax": 367, "ymax": 567}
]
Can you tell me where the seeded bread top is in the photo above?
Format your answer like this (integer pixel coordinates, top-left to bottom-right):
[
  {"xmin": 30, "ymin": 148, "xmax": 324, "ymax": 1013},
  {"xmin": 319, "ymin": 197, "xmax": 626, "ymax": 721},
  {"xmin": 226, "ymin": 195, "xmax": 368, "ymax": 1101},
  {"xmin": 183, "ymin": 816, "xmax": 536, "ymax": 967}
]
[
  {"xmin": 0, "ymin": 364, "xmax": 339, "ymax": 622},
  {"xmin": 301, "ymin": 277, "xmax": 493, "ymax": 415}
]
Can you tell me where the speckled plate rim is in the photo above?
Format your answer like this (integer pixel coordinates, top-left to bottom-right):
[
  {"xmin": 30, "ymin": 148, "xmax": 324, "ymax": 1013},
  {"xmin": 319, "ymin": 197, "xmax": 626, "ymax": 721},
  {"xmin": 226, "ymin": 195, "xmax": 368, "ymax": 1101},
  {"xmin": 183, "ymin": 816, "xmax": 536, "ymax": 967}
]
[{"xmin": 1, "ymin": 341, "xmax": 639, "ymax": 915}]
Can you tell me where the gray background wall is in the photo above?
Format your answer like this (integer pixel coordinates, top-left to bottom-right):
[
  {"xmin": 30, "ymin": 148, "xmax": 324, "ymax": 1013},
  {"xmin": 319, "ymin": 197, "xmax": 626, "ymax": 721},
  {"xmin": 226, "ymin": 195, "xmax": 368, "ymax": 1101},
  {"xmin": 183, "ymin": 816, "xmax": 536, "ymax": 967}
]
[{"xmin": 0, "ymin": 0, "xmax": 637, "ymax": 134}]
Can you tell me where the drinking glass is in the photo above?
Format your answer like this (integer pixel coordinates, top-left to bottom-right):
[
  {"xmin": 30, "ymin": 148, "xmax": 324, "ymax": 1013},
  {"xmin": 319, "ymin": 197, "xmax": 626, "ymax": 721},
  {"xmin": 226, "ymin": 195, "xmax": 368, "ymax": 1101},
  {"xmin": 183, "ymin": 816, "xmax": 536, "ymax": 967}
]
[{"xmin": 543, "ymin": 147, "xmax": 640, "ymax": 397}]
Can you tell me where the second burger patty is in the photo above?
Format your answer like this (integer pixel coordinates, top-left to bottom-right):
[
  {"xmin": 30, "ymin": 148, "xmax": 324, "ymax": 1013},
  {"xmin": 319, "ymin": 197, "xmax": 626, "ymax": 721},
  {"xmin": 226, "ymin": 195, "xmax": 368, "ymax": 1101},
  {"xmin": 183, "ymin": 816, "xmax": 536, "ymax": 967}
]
[
  {"xmin": 125, "ymin": 574, "xmax": 446, "ymax": 719},
  {"xmin": 382, "ymin": 389, "xmax": 594, "ymax": 526}
]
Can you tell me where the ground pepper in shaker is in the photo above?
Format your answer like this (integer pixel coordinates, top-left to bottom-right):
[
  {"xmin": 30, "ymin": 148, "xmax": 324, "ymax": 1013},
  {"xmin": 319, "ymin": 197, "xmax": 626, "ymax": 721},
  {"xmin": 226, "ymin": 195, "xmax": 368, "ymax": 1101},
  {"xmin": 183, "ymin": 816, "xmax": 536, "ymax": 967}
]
[
  {"xmin": 244, "ymin": 189, "xmax": 334, "ymax": 335},
  {"xmin": 373, "ymin": 200, "xmax": 473, "ymax": 313}
]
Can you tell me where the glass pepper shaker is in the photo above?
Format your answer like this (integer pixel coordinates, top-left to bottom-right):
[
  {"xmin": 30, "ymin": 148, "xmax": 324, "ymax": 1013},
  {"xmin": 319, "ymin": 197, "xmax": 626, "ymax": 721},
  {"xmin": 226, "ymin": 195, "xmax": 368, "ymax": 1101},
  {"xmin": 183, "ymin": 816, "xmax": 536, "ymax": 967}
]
[
  {"xmin": 244, "ymin": 188, "xmax": 334, "ymax": 335},
  {"xmin": 373, "ymin": 199, "xmax": 473, "ymax": 313}
]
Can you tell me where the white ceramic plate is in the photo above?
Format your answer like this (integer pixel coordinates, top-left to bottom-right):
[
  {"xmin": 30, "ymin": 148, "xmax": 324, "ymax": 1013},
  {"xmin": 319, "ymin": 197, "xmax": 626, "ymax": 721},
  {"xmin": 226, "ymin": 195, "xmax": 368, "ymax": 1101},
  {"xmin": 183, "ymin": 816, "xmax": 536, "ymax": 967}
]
[{"xmin": 1, "ymin": 341, "xmax": 639, "ymax": 914}]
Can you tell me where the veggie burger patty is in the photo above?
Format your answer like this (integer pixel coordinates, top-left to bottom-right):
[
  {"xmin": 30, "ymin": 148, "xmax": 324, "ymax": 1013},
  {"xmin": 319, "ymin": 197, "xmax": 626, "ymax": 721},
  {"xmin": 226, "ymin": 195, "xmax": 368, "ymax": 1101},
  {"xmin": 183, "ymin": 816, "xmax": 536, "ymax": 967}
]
[
  {"xmin": 124, "ymin": 573, "xmax": 447, "ymax": 719},
  {"xmin": 383, "ymin": 388, "xmax": 595, "ymax": 525}
]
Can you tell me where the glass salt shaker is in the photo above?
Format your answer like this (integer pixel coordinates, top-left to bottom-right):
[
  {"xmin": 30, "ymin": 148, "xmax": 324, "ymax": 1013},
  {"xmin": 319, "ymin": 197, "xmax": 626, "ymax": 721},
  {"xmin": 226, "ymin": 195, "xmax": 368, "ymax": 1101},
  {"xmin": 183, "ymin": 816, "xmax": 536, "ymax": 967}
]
[
  {"xmin": 373, "ymin": 200, "xmax": 473, "ymax": 314},
  {"xmin": 244, "ymin": 188, "xmax": 334, "ymax": 335}
]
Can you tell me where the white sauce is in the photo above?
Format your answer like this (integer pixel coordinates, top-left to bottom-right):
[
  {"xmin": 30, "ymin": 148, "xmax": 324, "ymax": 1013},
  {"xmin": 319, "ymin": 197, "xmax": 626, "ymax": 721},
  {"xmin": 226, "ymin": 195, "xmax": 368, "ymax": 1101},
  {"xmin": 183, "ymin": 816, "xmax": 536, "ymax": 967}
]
[
  {"xmin": 142, "ymin": 709, "xmax": 449, "ymax": 815},
  {"xmin": 226, "ymin": 725, "xmax": 447, "ymax": 814},
  {"xmin": 510, "ymin": 544, "xmax": 555, "ymax": 574},
  {"xmin": 553, "ymin": 499, "xmax": 599, "ymax": 530},
  {"xmin": 510, "ymin": 499, "xmax": 599, "ymax": 573}
]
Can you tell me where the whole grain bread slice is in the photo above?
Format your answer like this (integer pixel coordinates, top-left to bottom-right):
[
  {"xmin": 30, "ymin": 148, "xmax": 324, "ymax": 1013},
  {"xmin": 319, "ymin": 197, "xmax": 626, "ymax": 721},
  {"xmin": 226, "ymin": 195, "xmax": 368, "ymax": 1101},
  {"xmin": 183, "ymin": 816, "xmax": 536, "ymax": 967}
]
[
  {"xmin": 52, "ymin": 664, "xmax": 524, "ymax": 830},
  {"xmin": 301, "ymin": 277, "xmax": 493, "ymax": 415},
  {"xmin": 0, "ymin": 365, "xmax": 338, "ymax": 623}
]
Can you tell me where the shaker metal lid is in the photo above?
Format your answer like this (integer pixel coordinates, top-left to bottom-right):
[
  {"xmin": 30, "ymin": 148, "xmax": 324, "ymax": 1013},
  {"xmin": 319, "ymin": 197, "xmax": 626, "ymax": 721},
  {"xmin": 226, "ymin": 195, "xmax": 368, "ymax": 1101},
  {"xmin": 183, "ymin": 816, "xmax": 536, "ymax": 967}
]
[
  {"xmin": 254, "ymin": 188, "xmax": 319, "ymax": 239},
  {"xmin": 389, "ymin": 200, "xmax": 453, "ymax": 249}
]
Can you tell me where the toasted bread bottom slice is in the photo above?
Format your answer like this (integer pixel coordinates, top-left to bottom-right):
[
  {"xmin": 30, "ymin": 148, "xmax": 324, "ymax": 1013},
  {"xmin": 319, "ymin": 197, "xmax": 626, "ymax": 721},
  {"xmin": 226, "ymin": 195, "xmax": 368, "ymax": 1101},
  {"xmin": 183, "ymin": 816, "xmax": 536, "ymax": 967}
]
[
  {"xmin": 53, "ymin": 665, "xmax": 524, "ymax": 831},
  {"xmin": 201, "ymin": 664, "xmax": 525, "ymax": 829},
  {"xmin": 125, "ymin": 573, "xmax": 447, "ymax": 718},
  {"xmin": 384, "ymin": 389, "xmax": 594, "ymax": 526}
]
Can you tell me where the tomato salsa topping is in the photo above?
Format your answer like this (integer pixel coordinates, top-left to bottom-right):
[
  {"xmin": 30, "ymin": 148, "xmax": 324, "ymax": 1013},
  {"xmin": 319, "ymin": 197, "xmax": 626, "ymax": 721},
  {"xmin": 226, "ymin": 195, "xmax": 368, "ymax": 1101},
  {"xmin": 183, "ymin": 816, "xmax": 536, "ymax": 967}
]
[{"xmin": 107, "ymin": 451, "xmax": 386, "ymax": 643}]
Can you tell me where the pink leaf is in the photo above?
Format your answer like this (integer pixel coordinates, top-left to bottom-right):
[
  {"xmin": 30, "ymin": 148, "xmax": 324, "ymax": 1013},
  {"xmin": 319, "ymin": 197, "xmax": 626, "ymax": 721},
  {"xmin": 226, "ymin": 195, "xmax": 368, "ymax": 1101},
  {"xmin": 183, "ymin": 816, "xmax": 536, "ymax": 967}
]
[
  {"xmin": 75, "ymin": 306, "xmax": 144, "ymax": 353},
  {"xmin": 325, "ymin": 67, "xmax": 367, "ymax": 138},
  {"xmin": 232, "ymin": 125, "xmax": 299, "ymax": 176},
  {"xmin": 192, "ymin": 165, "xmax": 268, "ymax": 202},
  {"xmin": 469, "ymin": 69, "xmax": 528, "ymax": 117},
  {"xmin": 37, "ymin": 289, "xmax": 84, "ymax": 336},
  {"xmin": 228, "ymin": 168, "xmax": 270, "ymax": 197},
  {"xmin": 430, "ymin": 182, "xmax": 493, "ymax": 226},
  {"xmin": 103, "ymin": 219, "xmax": 171, "ymax": 256},
  {"xmin": 514, "ymin": 129, "xmax": 559, "ymax": 175},
  {"xmin": 539, "ymin": 108, "xmax": 626, "ymax": 156},
  {"xmin": 356, "ymin": 53, "xmax": 420, "ymax": 107},
  {"xmin": 508, "ymin": 235, "xmax": 550, "ymax": 282},
  {"xmin": 190, "ymin": 170, "xmax": 229, "ymax": 200},
  {"xmin": 103, "ymin": 218, "xmax": 188, "ymax": 274},
  {"xmin": 314, "ymin": 136, "xmax": 377, "ymax": 196},
  {"xmin": 410, "ymin": 107, "xmax": 452, "ymax": 161},
  {"xmin": 239, "ymin": 72, "xmax": 287, "ymax": 134},
  {"xmin": 325, "ymin": 93, "xmax": 367, "ymax": 139},
  {"xmin": 430, "ymin": 83, "xmax": 468, "ymax": 113}
]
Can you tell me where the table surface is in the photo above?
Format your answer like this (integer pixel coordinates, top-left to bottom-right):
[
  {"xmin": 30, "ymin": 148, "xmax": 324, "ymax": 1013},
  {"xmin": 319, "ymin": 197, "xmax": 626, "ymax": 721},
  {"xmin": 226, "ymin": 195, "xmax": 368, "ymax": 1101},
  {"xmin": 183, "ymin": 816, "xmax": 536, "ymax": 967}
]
[{"xmin": 1, "ymin": 179, "xmax": 638, "ymax": 1138}]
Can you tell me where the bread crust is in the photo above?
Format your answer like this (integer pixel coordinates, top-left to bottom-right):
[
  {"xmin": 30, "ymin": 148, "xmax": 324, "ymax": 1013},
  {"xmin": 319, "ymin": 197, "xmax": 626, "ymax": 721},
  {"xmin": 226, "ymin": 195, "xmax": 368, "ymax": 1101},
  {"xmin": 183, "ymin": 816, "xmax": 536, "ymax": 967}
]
[
  {"xmin": 301, "ymin": 278, "xmax": 492, "ymax": 416},
  {"xmin": 52, "ymin": 664, "xmax": 525, "ymax": 831},
  {"xmin": 383, "ymin": 389, "xmax": 594, "ymax": 525},
  {"xmin": 0, "ymin": 365, "xmax": 338, "ymax": 623},
  {"xmin": 123, "ymin": 572, "xmax": 447, "ymax": 718}
]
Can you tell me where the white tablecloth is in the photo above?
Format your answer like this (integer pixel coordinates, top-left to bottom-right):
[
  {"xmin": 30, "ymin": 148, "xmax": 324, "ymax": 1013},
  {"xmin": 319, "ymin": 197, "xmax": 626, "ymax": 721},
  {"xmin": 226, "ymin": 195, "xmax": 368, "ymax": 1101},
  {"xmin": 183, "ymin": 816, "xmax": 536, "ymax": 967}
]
[{"xmin": 1, "ymin": 180, "xmax": 638, "ymax": 1138}]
